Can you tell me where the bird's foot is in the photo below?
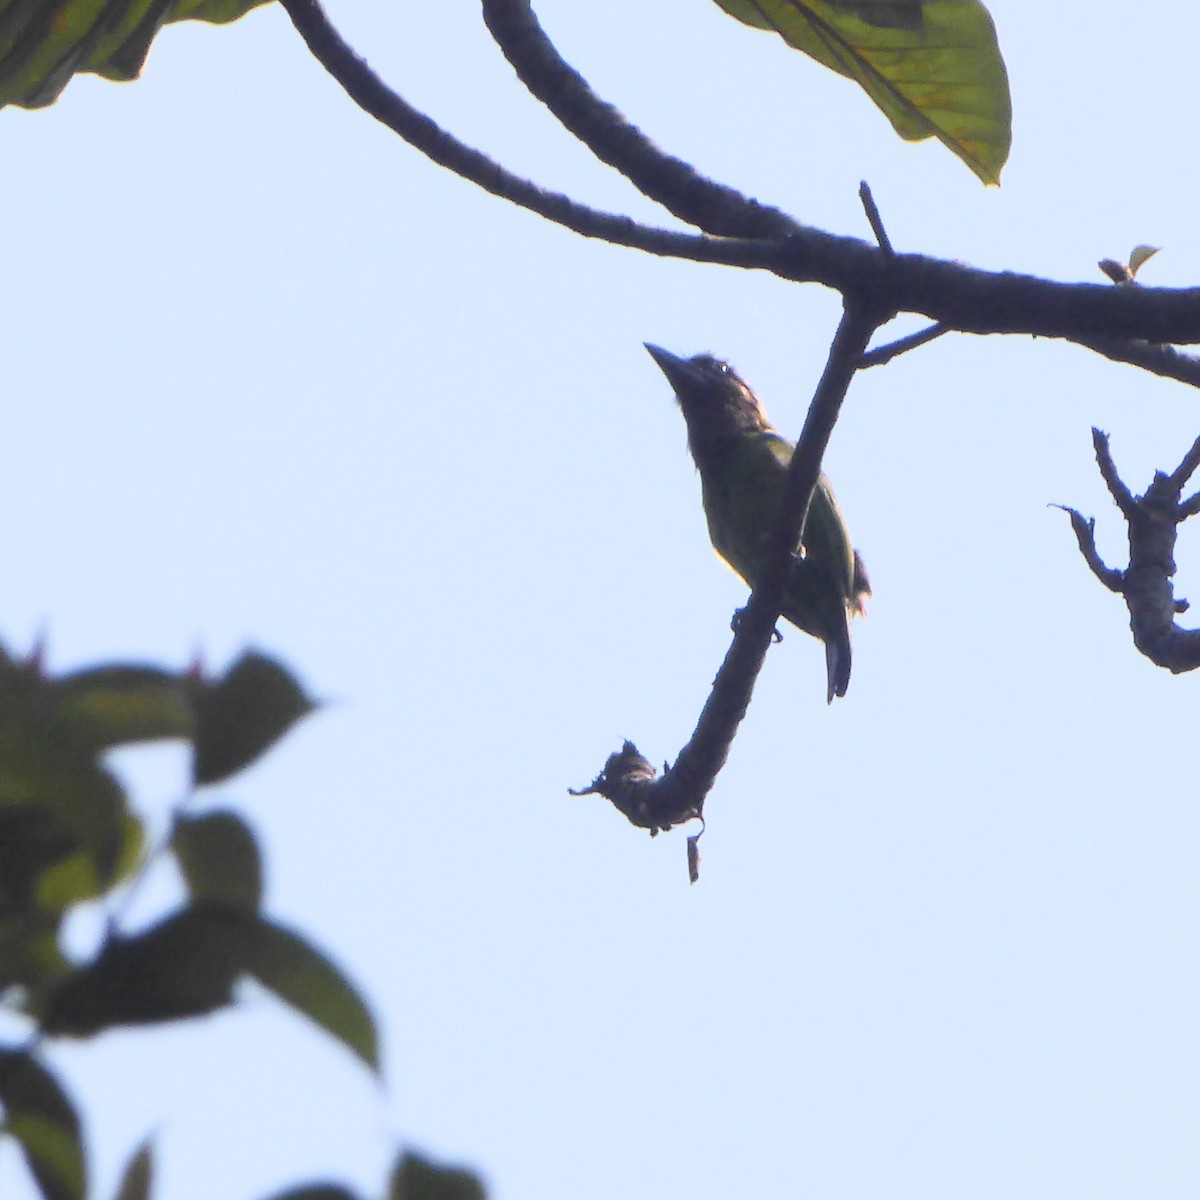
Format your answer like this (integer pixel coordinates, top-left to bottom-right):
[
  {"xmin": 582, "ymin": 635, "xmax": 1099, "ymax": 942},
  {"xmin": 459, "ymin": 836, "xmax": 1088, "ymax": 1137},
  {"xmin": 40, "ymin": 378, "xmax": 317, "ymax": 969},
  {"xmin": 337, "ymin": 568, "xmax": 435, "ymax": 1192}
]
[{"xmin": 730, "ymin": 606, "xmax": 783, "ymax": 642}]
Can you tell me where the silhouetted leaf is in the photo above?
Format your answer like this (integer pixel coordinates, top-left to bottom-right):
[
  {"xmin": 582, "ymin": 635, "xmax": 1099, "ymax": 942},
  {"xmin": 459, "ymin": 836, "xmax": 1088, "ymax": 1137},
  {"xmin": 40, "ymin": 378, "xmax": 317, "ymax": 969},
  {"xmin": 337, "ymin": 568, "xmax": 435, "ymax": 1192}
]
[
  {"xmin": 41, "ymin": 904, "xmax": 376, "ymax": 1073},
  {"xmin": 113, "ymin": 1139, "xmax": 153, "ymax": 1200},
  {"xmin": 41, "ymin": 907, "xmax": 240, "ymax": 1036},
  {"xmin": 0, "ymin": 650, "xmax": 134, "ymax": 889},
  {"xmin": 234, "ymin": 916, "xmax": 379, "ymax": 1074},
  {"xmin": 389, "ymin": 1153, "xmax": 486, "ymax": 1200},
  {"xmin": 172, "ymin": 810, "xmax": 263, "ymax": 911},
  {"xmin": 192, "ymin": 652, "xmax": 316, "ymax": 786},
  {"xmin": 51, "ymin": 665, "xmax": 194, "ymax": 753},
  {"xmin": 0, "ymin": 1050, "xmax": 85, "ymax": 1200},
  {"xmin": 0, "ymin": 921, "xmax": 71, "ymax": 1002},
  {"xmin": 713, "ymin": 0, "xmax": 1011, "ymax": 183}
]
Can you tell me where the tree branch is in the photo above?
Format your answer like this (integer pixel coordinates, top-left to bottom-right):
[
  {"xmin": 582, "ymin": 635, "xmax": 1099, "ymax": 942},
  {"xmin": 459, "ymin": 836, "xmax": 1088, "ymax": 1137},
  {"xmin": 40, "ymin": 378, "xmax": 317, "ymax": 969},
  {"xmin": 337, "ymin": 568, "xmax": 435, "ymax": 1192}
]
[
  {"xmin": 1093, "ymin": 427, "xmax": 1138, "ymax": 519},
  {"xmin": 1060, "ymin": 430, "xmax": 1200, "ymax": 673},
  {"xmin": 277, "ymin": 0, "xmax": 759, "ymax": 262},
  {"xmin": 479, "ymin": 0, "xmax": 802, "ymax": 240},
  {"xmin": 279, "ymin": 0, "xmax": 1200, "ymax": 353},
  {"xmin": 1072, "ymin": 335, "xmax": 1200, "ymax": 387},
  {"xmin": 861, "ymin": 323, "xmax": 949, "ymax": 367},
  {"xmin": 573, "ymin": 298, "xmax": 887, "ymax": 879}
]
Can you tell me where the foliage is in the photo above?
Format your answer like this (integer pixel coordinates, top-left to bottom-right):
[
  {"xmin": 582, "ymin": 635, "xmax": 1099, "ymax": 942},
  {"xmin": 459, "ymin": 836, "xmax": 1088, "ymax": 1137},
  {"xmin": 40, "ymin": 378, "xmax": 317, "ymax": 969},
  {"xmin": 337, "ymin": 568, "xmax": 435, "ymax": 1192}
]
[
  {"xmin": 713, "ymin": 0, "xmax": 1011, "ymax": 183},
  {"xmin": 0, "ymin": 0, "xmax": 1011, "ymax": 184},
  {"xmin": 0, "ymin": 0, "xmax": 270, "ymax": 109},
  {"xmin": 0, "ymin": 644, "xmax": 479, "ymax": 1200}
]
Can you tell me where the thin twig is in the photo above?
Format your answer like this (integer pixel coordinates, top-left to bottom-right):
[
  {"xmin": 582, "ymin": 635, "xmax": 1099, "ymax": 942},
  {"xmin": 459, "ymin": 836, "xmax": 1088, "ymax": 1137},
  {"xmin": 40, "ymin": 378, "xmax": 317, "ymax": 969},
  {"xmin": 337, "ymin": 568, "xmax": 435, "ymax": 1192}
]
[
  {"xmin": 858, "ymin": 181, "xmax": 893, "ymax": 259},
  {"xmin": 1165, "ymin": 432, "xmax": 1200, "ymax": 492},
  {"xmin": 861, "ymin": 323, "xmax": 949, "ymax": 367},
  {"xmin": 1049, "ymin": 505, "xmax": 1124, "ymax": 592},
  {"xmin": 1093, "ymin": 428, "xmax": 1138, "ymax": 518}
]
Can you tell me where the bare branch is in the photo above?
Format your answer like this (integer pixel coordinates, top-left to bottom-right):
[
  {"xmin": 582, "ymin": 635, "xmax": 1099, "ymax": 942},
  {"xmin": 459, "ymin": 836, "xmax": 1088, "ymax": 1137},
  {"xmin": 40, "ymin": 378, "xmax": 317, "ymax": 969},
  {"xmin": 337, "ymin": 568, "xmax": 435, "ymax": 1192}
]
[
  {"xmin": 858, "ymin": 181, "xmax": 894, "ymax": 259},
  {"xmin": 1092, "ymin": 428, "xmax": 1138, "ymax": 518},
  {"xmin": 480, "ymin": 0, "xmax": 801, "ymax": 240},
  {"xmin": 276, "ymin": 0, "xmax": 766, "ymax": 264},
  {"xmin": 1062, "ymin": 433, "xmax": 1200, "ymax": 673},
  {"xmin": 1073, "ymin": 335, "xmax": 1200, "ymax": 388},
  {"xmin": 280, "ymin": 0, "xmax": 1200, "ymax": 360},
  {"xmin": 1050, "ymin": 505, "xmax": 1124, "ymax": 592},
  {"xmin": 861, "ymin": 323, "xmax": 949, "ymax": 367},
  {"xmin": 1165, "ymin": 432, "xmax": 1200, "ymax": 492}
]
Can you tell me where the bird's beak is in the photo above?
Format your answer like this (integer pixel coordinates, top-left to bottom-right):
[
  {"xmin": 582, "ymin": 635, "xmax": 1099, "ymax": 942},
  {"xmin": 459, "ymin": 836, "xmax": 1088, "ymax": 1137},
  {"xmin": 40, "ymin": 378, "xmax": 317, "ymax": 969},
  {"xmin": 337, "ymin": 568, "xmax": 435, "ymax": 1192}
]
[{"xmin": 644, "ymin": 343, "xmax": 703, "ymax": 394}]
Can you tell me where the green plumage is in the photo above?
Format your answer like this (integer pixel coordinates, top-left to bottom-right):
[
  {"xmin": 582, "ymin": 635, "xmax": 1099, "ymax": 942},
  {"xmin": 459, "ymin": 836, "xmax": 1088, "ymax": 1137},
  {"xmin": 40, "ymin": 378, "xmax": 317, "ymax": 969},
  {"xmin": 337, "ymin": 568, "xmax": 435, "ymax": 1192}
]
[{"xmin": 646, "ymin": 345, "xmax": 870, "ymax": 702}]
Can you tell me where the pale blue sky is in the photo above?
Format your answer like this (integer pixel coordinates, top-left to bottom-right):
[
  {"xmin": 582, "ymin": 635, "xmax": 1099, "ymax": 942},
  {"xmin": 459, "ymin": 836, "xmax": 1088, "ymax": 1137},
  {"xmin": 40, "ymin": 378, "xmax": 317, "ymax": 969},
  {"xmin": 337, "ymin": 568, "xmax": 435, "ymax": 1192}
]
[{"xmin": 3, "ymin": 3, "xmax": 1200, "ymax": 1199}]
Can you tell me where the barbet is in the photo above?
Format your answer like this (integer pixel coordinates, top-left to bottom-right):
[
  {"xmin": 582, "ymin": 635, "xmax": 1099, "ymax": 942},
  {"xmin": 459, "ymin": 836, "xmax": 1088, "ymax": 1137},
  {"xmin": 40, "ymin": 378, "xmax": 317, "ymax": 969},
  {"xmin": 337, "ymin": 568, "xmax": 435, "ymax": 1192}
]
[{"xmin": 646, "ymin": 345, "xmax": 870, "ymax": 702}]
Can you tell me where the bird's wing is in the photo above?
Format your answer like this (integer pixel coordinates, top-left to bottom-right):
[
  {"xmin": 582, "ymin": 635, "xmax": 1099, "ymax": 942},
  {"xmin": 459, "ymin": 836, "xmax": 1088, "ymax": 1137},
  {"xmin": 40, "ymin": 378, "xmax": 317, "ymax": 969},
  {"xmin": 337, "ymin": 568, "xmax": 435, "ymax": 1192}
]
[
  {"xmin": 749, "ymin": 433, "xmax": 858, "ymax": 603},
  {"xmin": 700, "ymin": 432, "xmax": 791, "ymax": 583}
]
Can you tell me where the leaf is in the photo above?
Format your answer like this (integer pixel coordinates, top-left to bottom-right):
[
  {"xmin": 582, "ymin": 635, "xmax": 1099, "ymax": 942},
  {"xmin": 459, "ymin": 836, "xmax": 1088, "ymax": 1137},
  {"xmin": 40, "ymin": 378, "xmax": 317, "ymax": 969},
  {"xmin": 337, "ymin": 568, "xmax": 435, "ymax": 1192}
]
[
  {"xmin": 172, "ymin": 810, "xmax": 263, "ymax": 911},
  {"xmin": 192, "ymin": 651, "xmax": 317, "ymax": 786},
  {"xmin": 0, "ymin": 920, "xmax": 72, "ymax": 1000},
  {"xmin": 40, "ymin": 905, "xmax": 378, "ymax": 1072},
  {"xmin": 40, "ymin": 907, "xmax": 240, "ymax": 1036},
  {"xmin": 0, "ymin": 652, "xmax": 134, "ymax": 890},
  {"xmin": 233, "ymin": 915, "xmax": 380, "ymax": 1075},
  {"xmin": 113, "ymin": 1139, "xmax": 153, "ymax": 1200},
  {"xmin": 36, "ymin": 812, "xmax": 145, "ymax": 912},
  {"xmin": 50, "ymin": 665, "xmax": 194, "ymax": 753},
  {"xmin": 389, "ymin": 1153, "xmax": 486, "ymax": 1200},
  {"xmin": 0, "ymin": 1050, "xmax": 86, "ymax": 1200},
  {"xmin": 0, "ymin": 0, "xmax": 273, "ymax": 111},
  {"xmin": 1128, "ymin": 244, "xmax": 1160, "ymax": 277},
  {"xmin": 712, "ymin": 0, "xmax": 1011, "ymax": 184}
]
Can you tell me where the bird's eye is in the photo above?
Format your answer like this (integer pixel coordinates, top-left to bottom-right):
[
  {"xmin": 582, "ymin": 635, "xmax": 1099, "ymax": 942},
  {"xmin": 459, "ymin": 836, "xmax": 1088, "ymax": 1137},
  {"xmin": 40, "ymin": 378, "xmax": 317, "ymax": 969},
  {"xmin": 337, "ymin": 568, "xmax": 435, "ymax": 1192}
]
[{"xmin": 716, "ymin": 361, "xmax": 731, "ymax": 375}]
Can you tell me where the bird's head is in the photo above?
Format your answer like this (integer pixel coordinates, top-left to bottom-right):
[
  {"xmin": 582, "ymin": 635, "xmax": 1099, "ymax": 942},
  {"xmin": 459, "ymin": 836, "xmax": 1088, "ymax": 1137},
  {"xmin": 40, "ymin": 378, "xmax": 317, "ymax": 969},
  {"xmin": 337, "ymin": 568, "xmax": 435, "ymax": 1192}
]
[{"xmin": 644, "ymin": 344, "xmax": 771, "ymax": 466}]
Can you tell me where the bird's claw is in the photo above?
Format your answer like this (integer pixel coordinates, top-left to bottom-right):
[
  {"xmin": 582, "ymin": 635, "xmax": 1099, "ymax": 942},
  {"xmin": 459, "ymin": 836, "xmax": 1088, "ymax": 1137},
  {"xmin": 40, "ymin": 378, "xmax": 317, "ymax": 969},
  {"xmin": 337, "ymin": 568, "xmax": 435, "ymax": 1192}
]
[{"xmin": 730, "ymin": 606, "xmax": 784, "ymax": 642}]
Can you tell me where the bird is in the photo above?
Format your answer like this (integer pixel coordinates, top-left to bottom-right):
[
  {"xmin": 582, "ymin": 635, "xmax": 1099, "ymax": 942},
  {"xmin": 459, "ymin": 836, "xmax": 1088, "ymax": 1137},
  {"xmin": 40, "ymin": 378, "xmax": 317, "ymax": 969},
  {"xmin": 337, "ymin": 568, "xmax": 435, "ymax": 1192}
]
[{"xmin": 645, "ymin": 344, "xmax": 870, "ymax": 702}]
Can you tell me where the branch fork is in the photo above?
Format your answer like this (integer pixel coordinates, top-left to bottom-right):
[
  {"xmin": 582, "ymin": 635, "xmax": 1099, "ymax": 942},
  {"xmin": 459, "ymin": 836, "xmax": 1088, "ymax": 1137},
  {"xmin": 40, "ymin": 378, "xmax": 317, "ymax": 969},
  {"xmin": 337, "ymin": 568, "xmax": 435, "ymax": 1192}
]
[{"xmin": 1058, "ymin": 428, "xmax": 1200, "ymax": 672}]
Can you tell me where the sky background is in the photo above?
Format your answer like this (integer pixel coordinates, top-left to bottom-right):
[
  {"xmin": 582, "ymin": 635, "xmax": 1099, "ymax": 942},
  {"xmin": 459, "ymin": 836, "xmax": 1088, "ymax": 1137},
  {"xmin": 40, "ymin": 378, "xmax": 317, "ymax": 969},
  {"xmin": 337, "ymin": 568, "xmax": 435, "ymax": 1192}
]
[{"xmin": 2, "ymin": 2, "xmax": 1200, "ymax": 1198}]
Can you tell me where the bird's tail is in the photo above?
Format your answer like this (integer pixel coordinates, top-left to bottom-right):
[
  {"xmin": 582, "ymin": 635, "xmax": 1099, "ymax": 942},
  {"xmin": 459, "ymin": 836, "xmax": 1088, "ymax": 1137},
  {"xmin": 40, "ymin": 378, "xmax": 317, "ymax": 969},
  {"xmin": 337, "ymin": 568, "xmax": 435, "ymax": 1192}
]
[{"xmin": 824, "ymin": 614, "xmax": 853, "ymax": 703}]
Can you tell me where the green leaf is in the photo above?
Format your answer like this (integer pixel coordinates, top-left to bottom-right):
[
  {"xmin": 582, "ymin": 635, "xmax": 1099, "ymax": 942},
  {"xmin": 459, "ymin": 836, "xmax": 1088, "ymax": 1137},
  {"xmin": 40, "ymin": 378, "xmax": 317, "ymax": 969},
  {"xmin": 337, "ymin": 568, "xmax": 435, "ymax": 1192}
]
[
  {"xmin": 0, "ymin": 919, "xmax": 72, "ymax": 1000},
  {"xmin": 192, "ymin": 652, "xmax": 317, "ymax": 787},
  {"xmin": 389, "ymin": 1153, "xmax": 486, "ymax": 1200},
  {"xmin": 0, "ymin": 749, "xmax": 129, "ymax": 900},
  {"xmin": 0, "ymin": 0, "xmax": 273, "ymax": 111},
  {"xmin": 0, "ymin": 807, "xmax": 76, "ymax": 916},
  {"xmin": 712, "ymin": 0, "xmax": 1011, "ymax": 184},
  {"xmin": 1128, "ymin": 244, "xmax": 1160, "ymax": 278},
  {"xmin": 0, "ymin": 652, "xmax": 133, "ymax": 891},
  {"xmin": 113, "ymin": 1139, "xmax": 153, "ymax": 1200},
  {"xmin": 40, "ymin": 907, "xmax": 240, "ymax": 1036},
  {"xmin": 233, "ymin": 916, "xmax": 379, "ymax": 1074},
  {"xmin": 40, "ymin": 905, "xmax": 377, "ymax": 1074},
  {"xmin": 172, "ymin": 810, "xmax": 263, "ymax": 911},
  {"xmin": 36, "ymin": 812, "xmax": 145, "ymax": 912},
  {"xmin": 50, "ymin": 665, "xmax": 194, "ymax": 753},
  {"xmin": 0, "ymin": 1050, "xmax": 86, "ymax": 1200}
]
